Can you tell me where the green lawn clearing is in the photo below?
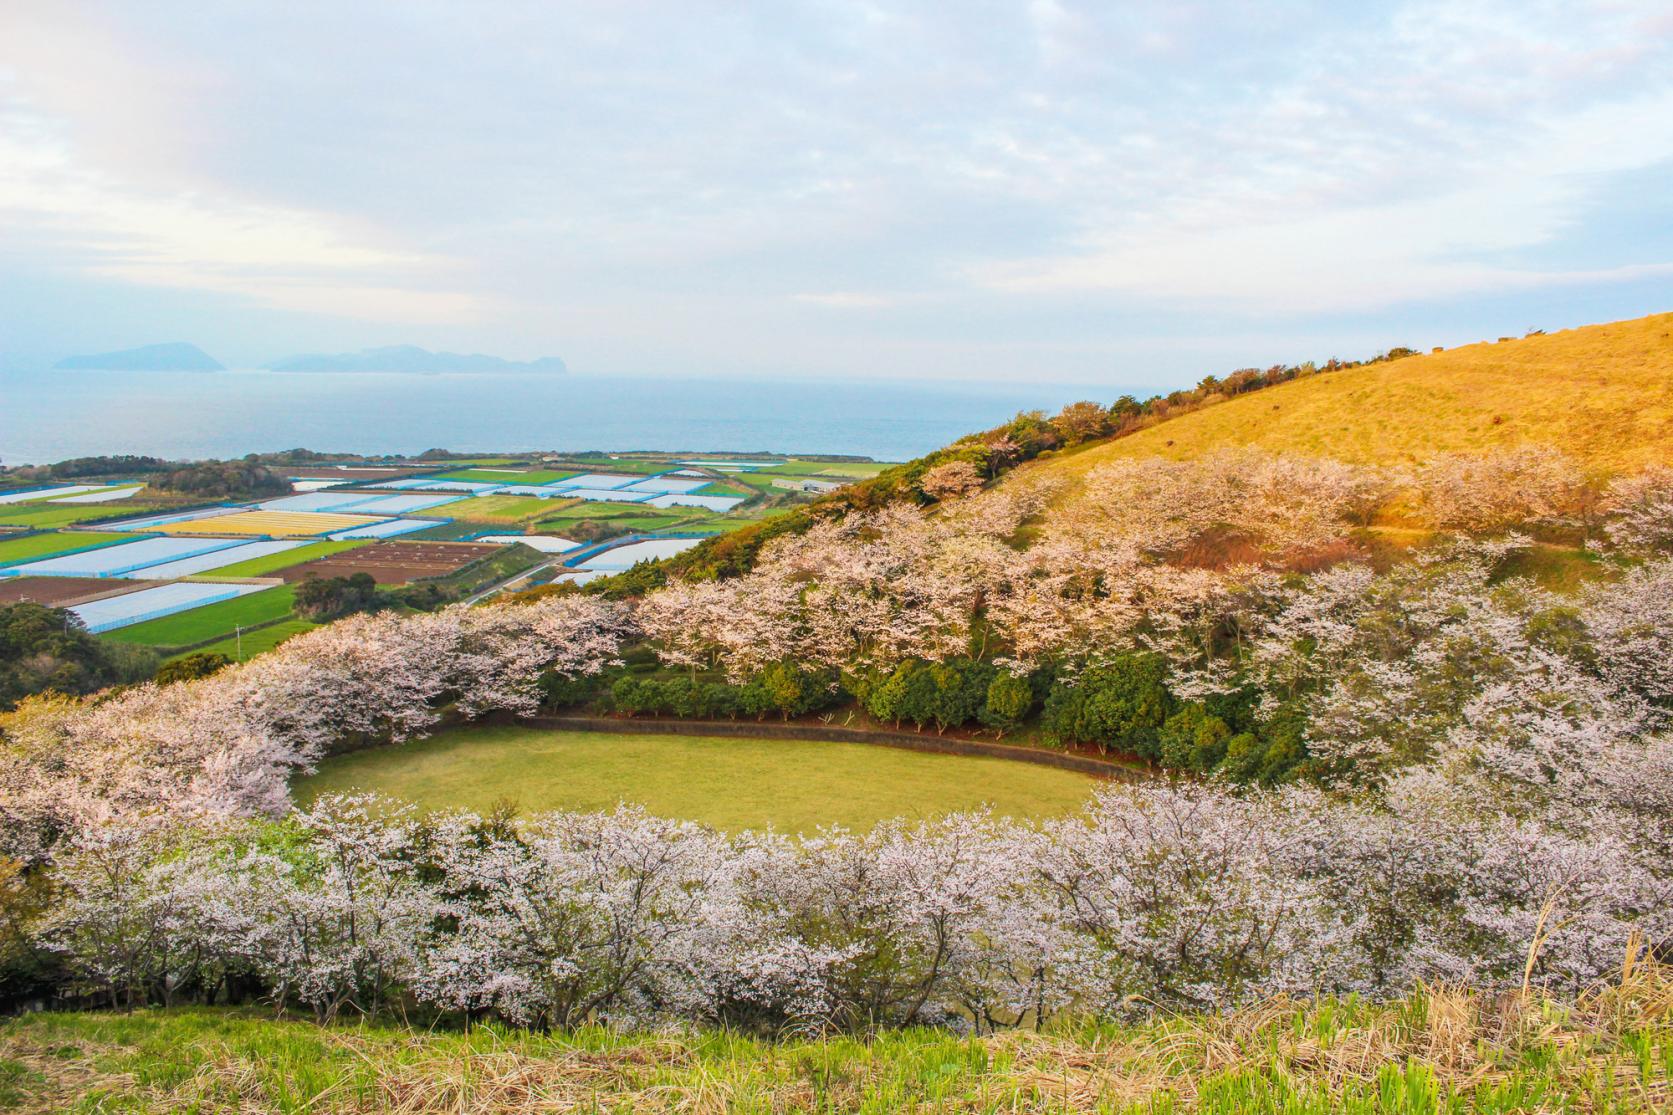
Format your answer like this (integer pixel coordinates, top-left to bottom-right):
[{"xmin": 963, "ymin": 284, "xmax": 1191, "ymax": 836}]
[
  {"xmin": 103, "ymin": 585, "xmax": 297, "ymax": 649},
  {"xmin": 172, "ymin": 618, "xmax": 319, "ymax": 663},
  {"xmin": 184, "ymin": 539, "xmax": 368, "ymax": 579},
  {"xmin": 0, "ymin": 530, "xmax": 137, "ymax": 567},
  {"xmin": 295, "ymin": 725, "xmax": 1101, "ymax": 833}
]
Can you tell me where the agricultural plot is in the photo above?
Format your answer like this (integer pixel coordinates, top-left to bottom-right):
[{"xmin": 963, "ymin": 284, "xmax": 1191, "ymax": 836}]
[
  {"xmin": 448, "ymin": 495, "xmax": 570, "ymax": 522},
  {"xmin": 0, "ymin": 502, "xmax": 164, "ymax": 528},
  {"xmin": 115, "ymin": 539, "xmax": 309, "ymax": 580},
  {"xmin": 621, "ymin": 476, "xmax": 710, "ymax": 494},
  {"xmin": 0, "ymin": 577, "xmax": 141, "ymax": 607},
  {"xmin": 644, "ymin": 492, "xmax": 744, "ymax": 511},
  {"xmin": 337, "ymin": 493, "xmax": 462, "ymax": 515},
  {"xmin": 279, "ymin": 540, "xmax": 503, "ymax": 584},
  {"xmin": 327, "ymin": 518, "xmax": 436, "ymax": 540},
  {"xmin": 0, "ymin": 484, "xmax": 108, "ymax": 505},
  {"xmin": 100, "ymin": 506, "xmax": 245, "ymax": 531},
  {"xmin": 71, "ymin": 581, "xmax": 271, "ymax": 634},
  {"xmin": 184, "ymin": 539, "xmax": 367, "ymax": 579},
  {"xmin": 102, "ymin": 585, "xmax": 297, "ymax": 647},
  {"xmin": 559, "ymin": 487, "xmax": 655, "ymax": 503},
  {"xmin": 474, "ymin": 534, "xmax": 579, "ymax": 552},
  {"xmin": 47, "ymin": 485, "xmax": 146, "ymax": 503},
  {"xmin": 257, "ymin": 492, "xmax": 380, "ymax": 513},
  {"xmin": 152, "ymin": 510, "xmax": 386, "ymax": 537},
  {"xmin": 4, "ymin": 536, "xmax": 247, "ymax": 578},
  {"xmin": 575, "ymin": 536, "xmax": 704, "ymax": 570},
  {"xmin": 554, "ymin": 472, "xmax": 643, "ymax": 489},
  {"xmin": 178, "ymin": 617, "xmax": 318, "ymax": 662},
  {"xmin": 434, "ymin": 468, "xmax": 576, "ymax": 484},
  {"xmin": 374, "ymin": 478, "xmax": 501, "ymax": 493},
  {"xmin": 0, "ymin": 530, "xmax": 136, "ymax": 567}
]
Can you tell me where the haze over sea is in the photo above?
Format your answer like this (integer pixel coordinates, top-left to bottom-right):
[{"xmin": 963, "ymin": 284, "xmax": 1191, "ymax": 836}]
[{"xmin": 1, "ymin": 369, "xmax": 1110, "ymax": 465}]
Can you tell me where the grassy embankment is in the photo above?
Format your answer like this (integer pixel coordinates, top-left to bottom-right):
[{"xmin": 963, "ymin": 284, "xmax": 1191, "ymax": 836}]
[
  {"xmin": 5, "ymin": 971, "xmax": 1668, "ymax": 1113},
  {"xmin": 295, "ymin": 725, "xmax": 1099, "ymax": 833}
]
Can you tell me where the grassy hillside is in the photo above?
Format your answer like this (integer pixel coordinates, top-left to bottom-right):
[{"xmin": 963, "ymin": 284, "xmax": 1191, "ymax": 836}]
[
  {"xmin": 6, "ymin": 974, "xmax": 1668, "ymax": 1113},
  {"xmin": 1046, "ymin": 312, "xmax": 1673, "ymax": 476}
]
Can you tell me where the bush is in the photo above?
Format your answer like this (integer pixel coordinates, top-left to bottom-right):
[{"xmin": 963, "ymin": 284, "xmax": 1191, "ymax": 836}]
[
  {"xmin": 980, "ymin": 671, "xmax": 1035, "ymax": 735},
  {"xmin": 1158, "ymin": 705, "xmax": 1232, "ymax": 771},
  {"xmin": 1041, "ymin": 654, "xmax": 1173, "ymax": 757},
  {"xmin": 294, "ymin": 573, "xmax": 377, "ymax": 620},
  {"xmin": 155, "ymin": 652, "xmax": 233, "ymax": 686}
]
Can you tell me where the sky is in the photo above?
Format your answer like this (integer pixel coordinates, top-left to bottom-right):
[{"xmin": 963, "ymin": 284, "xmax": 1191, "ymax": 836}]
[{"xmin": 1, "ymin": 0, "xmax": 1671, "ymax": 388}]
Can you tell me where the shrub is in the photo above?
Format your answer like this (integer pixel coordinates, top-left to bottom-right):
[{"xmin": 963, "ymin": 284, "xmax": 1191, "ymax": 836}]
[{"xmin": 1040, "ymin": 654, "xmax": 1173, "ymax": 757}]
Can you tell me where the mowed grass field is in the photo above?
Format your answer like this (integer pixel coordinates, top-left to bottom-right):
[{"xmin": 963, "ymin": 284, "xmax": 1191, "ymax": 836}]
[
  {"xmin": 295, "ymin": 725, "xmax": 1100, "ymax": 832},
  {"xmin": 103, "ymin": 585, "xmax": 297, "ymax": 648},
  {"xmin": 1036, "ymin": 311, "xmax": 1673, "ymax": 476},
  {"xmin": 0, "ymin": 530, "xmax": 136, "ymax": 566}
]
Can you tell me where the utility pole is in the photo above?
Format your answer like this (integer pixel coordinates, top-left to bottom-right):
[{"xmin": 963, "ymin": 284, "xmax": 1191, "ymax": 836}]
[{"xmin": 235, "ymin": 624, "xmax": 243, "ymax": 661}]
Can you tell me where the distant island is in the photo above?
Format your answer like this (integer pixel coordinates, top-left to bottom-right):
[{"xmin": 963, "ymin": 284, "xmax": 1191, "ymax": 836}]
[
  {"xmin": 266, "ymin": 345, "xmax": 567, "ymax": 374},
  {"xmin": 54, "ymin": 342, "xmax": 225, "ymax": 371}
]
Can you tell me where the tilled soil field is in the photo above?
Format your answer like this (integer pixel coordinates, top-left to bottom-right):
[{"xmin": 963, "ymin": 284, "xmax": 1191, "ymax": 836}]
[
  {"xmin": 279, "ymin": 541, "xmax": 504, "ymax": 584},
  {"xmin": 0, "ymin": 576, "xmax": 144, "ymax": 607}
]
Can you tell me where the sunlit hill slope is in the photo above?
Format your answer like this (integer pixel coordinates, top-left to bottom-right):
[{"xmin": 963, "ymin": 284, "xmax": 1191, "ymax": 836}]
[{"xmin": 1046, "ymin": 311, "xmax": 1673, "ymax": 476}]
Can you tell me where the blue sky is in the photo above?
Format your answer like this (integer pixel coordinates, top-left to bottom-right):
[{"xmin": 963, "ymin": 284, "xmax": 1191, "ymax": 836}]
[{"xmin": 1, "ymin": 1, "xmax": 1671, "ymax": 387}]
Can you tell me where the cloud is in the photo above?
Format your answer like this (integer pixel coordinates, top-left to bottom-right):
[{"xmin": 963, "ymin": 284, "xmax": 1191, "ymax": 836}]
[
  {"xmin": 0, "ymin": 1, "xmax": 1670, "ymax": 378},
  {"xmin": 0, "ymin": 92, "xmax": 487, "ymax": 323}
]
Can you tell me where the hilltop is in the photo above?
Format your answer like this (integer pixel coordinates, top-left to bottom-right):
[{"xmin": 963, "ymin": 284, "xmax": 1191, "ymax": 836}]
[
  {"xmin": 1037, "ymin": 311, "xmax": 1673, "ymax": 477},
  {"xmin": 53, "ymin": 342, "xmax": 224, "ymax": 371}
]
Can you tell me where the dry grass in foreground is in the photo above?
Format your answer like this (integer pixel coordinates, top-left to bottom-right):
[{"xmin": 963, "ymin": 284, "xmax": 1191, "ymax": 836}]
[{"xmin": 3, "ymin": 958, "xmax": 1670, "ymax": 1113}]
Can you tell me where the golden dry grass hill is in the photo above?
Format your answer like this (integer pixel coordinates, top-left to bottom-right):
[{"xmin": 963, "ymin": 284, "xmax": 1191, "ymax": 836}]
[{"xmin": 1041, "ymin": 311, "xmax": 1673, "ymax": 477}]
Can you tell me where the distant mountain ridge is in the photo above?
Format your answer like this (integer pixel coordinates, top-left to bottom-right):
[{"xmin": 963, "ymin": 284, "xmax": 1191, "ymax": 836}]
[
  {"xmin": 54, "ymin": 342, "xmax": 224, "ymax": 371},
  {"xmin": 266, "ymin": 345, "xmax": 567, "ymax": 374}
]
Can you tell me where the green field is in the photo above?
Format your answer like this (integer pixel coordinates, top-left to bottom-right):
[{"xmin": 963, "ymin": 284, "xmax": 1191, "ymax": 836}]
[
  {"xmin": 761, "ymin": 458, "xmax": 891, "ymax": 477},
  {"xmin": 448, "ymin": 494, "xmax": 569, "ymax": 522},
  {"xmin": 0, "ymin": 530, "xmax": 136, "ymax": 566},
  {"xmin": 295, "ymin": 725, "xmax": 1100, "ymax": 833},
  {"xmin": 433, "ymin": 468, "xmax": 576, "ymax": 483},
  {"xmin": 546, "ymin": 457, "xmax": 670, "ymax": 474},
  {"xmin": 103, "ymin": 585, "xmax": 298, "ymax": 649},
  {"xmin": 0, "ymin": 502, "xmax": 163, "ymax": 528},
  {"xmin": 183, "ymin": 538, "xmax": 368, "ymax": 579},
  {"xmin": 172, "ymin": 617, "xmax": 318, "ymax": 662}
]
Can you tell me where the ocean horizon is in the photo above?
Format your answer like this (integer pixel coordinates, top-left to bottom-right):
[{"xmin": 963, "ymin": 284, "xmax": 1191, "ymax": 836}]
[{"xmin": 0, "ymin": 367, "xmax": 1125, "ymax": 465}]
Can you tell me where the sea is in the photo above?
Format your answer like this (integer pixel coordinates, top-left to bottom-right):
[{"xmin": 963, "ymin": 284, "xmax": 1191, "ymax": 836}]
[{"xmin": 0, "ymin": 368, "xmax": 1118, "ymax": 465}]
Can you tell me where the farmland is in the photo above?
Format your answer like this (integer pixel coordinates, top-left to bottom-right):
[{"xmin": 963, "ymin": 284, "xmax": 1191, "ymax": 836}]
[
  {"xmin": 295, "ymin": 724, "xmax": 1100, "ymax": 832},
  {"xmin": 0, "ymin": 529, "xmax": 135, "ymax": 566},
  {"xmin": 103, "ymin": 584, "xmax": 298, "ymax": 648},
  {"xmin": 175, "ymin": 617, "xmax": 318, "ymax": 662},
  {"xmin": 0, "ymin": 576, "xmax": 136, "ymax": 606},
  {"xmin": 183, "ymin": 538, "xmax": 368, "ymax": 578},
  {"xmin": 278, "ymin": 540, "xmax": 505, "ymax": 583},
  {"xmin": 0, "ymin": 449, "xmax": 884, "ymax": 667}
]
